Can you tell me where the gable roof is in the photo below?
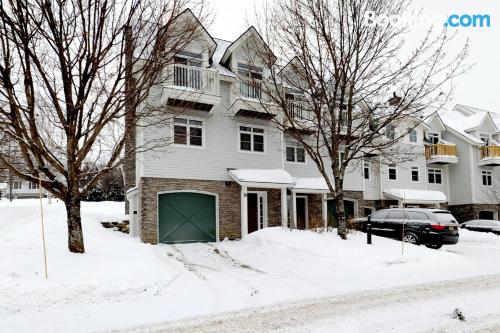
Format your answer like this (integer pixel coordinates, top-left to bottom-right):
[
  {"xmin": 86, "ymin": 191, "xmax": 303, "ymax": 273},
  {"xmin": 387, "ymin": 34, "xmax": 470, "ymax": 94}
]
[
  {"xmin": 212, "ymin": 38, "xmax": 237, "ymax": 78},
  {"xmin": 220, "ymin": 26, "xmax": 276, "ymax": 65},
  {"xmin": 173, "ymin": 8, "xmax": 217, "ymax": 57}
]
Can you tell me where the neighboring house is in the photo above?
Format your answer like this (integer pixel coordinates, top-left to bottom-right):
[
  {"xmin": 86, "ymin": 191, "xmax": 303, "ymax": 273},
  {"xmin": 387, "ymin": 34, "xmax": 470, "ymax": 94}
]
[
  {"xmin": 124, "ymin": 11, "xmax": 497, "ymax": 245},
  {"xmin": 425, "ymin": 104, "xmax": 500, "ymax": 222}
]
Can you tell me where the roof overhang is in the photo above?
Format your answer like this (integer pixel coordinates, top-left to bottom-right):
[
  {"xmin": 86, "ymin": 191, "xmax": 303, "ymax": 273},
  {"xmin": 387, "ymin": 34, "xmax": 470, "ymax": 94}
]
[
  {"xmin": 228, "ymin": 168, "xmax": 294, "ymax": 188},
  {"xmin": 383, "ymin": 189, "xmax": 447, "ymax": 204},
  {"xmin": 291, "ymin": 177, "xmax": 330, "ymax": 193},
  {"xmin": 220, "ymin": 26, "xmax": 276, "ymax": 65}
]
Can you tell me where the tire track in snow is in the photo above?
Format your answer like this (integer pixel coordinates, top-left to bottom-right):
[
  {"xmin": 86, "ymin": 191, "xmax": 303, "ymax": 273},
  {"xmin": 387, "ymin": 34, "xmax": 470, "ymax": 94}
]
[{"xmin": 116, "ymin": 273, "xmax": 500, "ymax": 333}]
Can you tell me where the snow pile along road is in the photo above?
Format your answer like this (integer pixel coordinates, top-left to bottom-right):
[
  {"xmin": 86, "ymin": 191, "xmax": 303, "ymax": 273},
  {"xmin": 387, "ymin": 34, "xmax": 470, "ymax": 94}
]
[{"xmin": 0, "ymin": 199, "xmax": 499, "ymax": 332}]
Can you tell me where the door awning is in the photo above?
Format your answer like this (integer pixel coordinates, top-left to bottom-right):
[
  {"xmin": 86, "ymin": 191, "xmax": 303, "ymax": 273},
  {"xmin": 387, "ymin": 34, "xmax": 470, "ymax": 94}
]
[
  {"xmin": 228, "ymin": 169, "xmax": 295, "ymax": 188},
  {"xmin": 291, "ymin": 177, "xmax": 330, "ymax": 193},
  {"xmin": 383, "ymin": 189, "xmax": 447, "ymax": 203}
]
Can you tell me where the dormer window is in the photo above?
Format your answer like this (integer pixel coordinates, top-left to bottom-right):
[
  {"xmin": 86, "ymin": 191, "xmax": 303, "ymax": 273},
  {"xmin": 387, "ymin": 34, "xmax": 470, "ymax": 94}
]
[
  {"xmin": 480, "ymin": 134, "xmax": 490, "ymax": 146},
  {"xmin": 238, "ymin": 63, "xmax": 263, "ymax": 99},
  {"xmin": 427, "ymin": 131, "xmax": 439, "ymax": 144}
]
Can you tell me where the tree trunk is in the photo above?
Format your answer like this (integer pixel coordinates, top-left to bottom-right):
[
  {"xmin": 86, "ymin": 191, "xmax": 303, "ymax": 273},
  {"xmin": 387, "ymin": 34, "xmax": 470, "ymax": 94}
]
[
  {"xmin": 65, "ymin": 196, "xmax": 85, "ymax": 253},
  {"xmin": 334, "ymin": 193, "xmax": 347, "ymax": 240}
]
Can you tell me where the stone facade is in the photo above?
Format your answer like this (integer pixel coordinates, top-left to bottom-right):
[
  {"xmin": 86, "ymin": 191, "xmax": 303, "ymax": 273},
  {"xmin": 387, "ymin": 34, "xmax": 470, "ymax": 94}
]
[
  {"xmin": 138, "ymin": 177, "xmax": 242, "ymax": 244},
  {"xmin": 448, "ymin": 204, "xmax": 500, "ymax": 223}
]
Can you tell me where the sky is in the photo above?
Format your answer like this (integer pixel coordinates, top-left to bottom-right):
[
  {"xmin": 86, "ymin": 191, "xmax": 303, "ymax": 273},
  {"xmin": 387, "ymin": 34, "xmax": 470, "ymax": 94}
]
[{"xmin": 206, "ymin": 0, "xmax": 500, "ymax": 113}]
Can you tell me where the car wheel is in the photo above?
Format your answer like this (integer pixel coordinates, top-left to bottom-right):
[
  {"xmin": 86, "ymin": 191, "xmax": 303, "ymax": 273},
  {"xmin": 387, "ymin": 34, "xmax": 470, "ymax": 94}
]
[
  {"xmin": 402, "ymin": 232, "xmax": 419, "ymax": 245},
  {"xmin": 425, "ymin": 244, "xmax": 442, "ymax": 250}
]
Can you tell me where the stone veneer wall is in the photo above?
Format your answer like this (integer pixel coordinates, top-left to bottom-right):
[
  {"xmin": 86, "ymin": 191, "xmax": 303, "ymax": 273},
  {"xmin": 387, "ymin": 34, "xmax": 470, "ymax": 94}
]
[
  {"xmin": 448, "ymin": 204, "xmax": 500, "ymax": 223},
  {"xmin": 138, "ymin": 177, "xmax": 241, "ymax": 244}
]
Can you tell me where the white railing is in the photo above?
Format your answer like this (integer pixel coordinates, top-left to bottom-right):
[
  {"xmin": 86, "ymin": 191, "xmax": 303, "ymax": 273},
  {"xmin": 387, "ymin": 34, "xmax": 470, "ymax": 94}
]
[
  {"xmin": 287, "ymin": 101, "xmax": 314, "ymax": 121},
  {"xmin": 240, "ymin": 78, "xmax": 262, "ymax": 99},
  {"xmin": 168, "ymin": 64, "xmax": 219, "ymax": 95}
]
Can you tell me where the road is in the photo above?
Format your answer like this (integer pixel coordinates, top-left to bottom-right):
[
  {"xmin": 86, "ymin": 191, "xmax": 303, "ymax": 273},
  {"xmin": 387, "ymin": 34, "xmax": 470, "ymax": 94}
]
[{"xmin": 114, "ymin": 273, "xmax": 500, "ymax": 333}]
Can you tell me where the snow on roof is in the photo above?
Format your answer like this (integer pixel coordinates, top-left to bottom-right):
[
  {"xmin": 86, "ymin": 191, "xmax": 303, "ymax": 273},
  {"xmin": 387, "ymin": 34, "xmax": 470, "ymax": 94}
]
[
  {"xmin": 228, "ymin": 169, "xmax": 295, "ymax": 186},
  {"xmin": 212, "ymin": 38, "xmax": 237, "ymax": 78},
  {"xmin": 292, "ymin": 177, "xmax": 330, "ymax": 192},
  {"xmin": 383, "ymin": 189, "xmax": 447, "ymax": 203},
  {"xmin": 438, "ymin": 109, "xmax": 485, "ymax": 145}
]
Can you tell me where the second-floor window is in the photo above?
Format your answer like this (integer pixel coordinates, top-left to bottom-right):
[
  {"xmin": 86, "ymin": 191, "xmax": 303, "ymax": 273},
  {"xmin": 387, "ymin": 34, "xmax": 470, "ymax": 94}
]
[
  {"xmin": 480, "ymin": 134, "xmax": 490, "ymax": 146},
  {"xmin": 286, "ymin": 141, "xmax": 305, "ymax": 163},
  {"xmin": 385, "ymin": 125, "xmax": 395, "ymax": 140},
  {"xmin": 13, "ymin": 181, "xmax": 22, "ymax": 189},
  {"xmin": 29, "ymin": 181, "xmax": 39, "ymax": 190},
  {"xmin": 238, "ymin": 63, "xmax": 263, "ymax": 99},
  {"xmin": 363, "ymin": 161, "xmax": 370, "ymax": 180},
  {"xmin": 409, "ymin": 129, "xmax": 417, "ymax": 143},
  {"xmin": 428, "ymin": 168, "xmax": 442, "ymax": 184},
  {"xmin": 411, "ymin": 166, "xmax": 419, "ymax": 182},
  {"xmin": 239, "ymin": 126, "xmax": 264, "ymax": 152},
  {"xmin": 482, "ymin": 170, "xmax": 492, "ymax": 186},
  {"xmin": 388, "ymin": 164, "xmax": 397, "ymax": 180},
  {"xmin": 173, "ymin": 118, "xmax": 203, "ymax": 147}
]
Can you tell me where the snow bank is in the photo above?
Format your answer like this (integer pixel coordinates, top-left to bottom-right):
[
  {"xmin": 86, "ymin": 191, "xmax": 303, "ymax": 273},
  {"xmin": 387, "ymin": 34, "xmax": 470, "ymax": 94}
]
[{"xmin": 1, "ymin": 200, "xmax": 499, "ymax": 332}]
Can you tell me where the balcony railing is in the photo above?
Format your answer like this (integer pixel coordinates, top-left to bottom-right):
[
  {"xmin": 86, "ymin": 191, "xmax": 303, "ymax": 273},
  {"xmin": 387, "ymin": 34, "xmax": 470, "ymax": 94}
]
[
  {"xmin": 168, "ymin": 64, "xmax": 219, "ymax": 95},
  {"xmin": 425, "ymin": 144, "xmax": 457, "ymax": 159},
  {"xmin": 240, "ymin": 78, "xmax": 262, "ymax": 99},
  {"xmin": 286, "ymin": 101, "xmax": 314, "ymax": 121},
  {"xmin": 480, "ymin": 145, "xmax": 500, "ymax": 159}
]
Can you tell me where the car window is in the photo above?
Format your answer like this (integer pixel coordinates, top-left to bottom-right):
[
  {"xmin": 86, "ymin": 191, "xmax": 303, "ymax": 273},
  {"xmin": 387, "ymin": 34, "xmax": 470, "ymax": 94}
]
[
  {"xmin": 388, "ymin": 210, "xmax": 406, "ymax": 219},
  {"xmin": 407, "ymin": 211, "xmax": 428, "ymax": 220},
  {"xmin": 371, "ymin": 211, "xmax": 387, "ymax": 219},
  {"xmin": 434, "ymin": 212, "xmax": 457, "ymax": 223}
]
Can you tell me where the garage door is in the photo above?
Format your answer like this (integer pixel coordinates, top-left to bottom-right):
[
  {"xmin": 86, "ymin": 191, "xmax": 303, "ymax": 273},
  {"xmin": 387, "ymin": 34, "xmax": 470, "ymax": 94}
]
[{"xmin": 158, "ymin": 192, "xmax": 216, "ymax": 244}]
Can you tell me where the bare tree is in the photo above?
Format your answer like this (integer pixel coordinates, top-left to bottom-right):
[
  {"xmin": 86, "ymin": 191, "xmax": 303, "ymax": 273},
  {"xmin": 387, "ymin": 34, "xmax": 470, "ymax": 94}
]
[
  {"xmin": 0, "ymin": 0, "xmax": 210, "ymax": 252},
  {"xmin": 251, "ymin": 0, "xmax": 469, "ymax": 238}
]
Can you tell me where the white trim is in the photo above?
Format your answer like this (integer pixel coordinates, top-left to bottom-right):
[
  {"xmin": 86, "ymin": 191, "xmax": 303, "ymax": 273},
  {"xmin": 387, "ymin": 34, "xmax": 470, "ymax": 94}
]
[
  {"xmin": 322, "ymin": 193, "xmax": 328, "ymax": 228},
  {"xmin": 156, "ymin": 190, "xmax": 220, "ymax": 244},
  {"xmin": 171, "ymin": 116, "xmax": 206, "ymax": 149},
  {"xmin": 281, "ymin": 187, "xmax": 288, "ymax": 228},
  {"xmin": 343, "ymin": 198, "xmax": 359, "ymax": 219},
  {"xmin": 237, "ymin": 123, "xmax": 267, "ymax": 154},
  {"xmin": 388, "ymin": 164, "xmax": 397, "ymax": 181},
  {"xmin": 427, "ymin": 168, "xmax": 442, "ymax": 184},
  {"xmin": 241, "ymin": 186, "xmax": 248, "ymax": 238},
  {"xmin": 410, "ymin": 166, "xmax": 420, "ymax": 183},
  {"xmin": 363, "ymin": 160, "xmax": 371, "ymax": 180}
]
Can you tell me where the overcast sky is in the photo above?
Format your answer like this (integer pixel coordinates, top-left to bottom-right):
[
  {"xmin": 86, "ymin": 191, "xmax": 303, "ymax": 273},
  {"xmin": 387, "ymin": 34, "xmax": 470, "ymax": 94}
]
[{"xmin": 207, "ymin": 0, "xmax": 499, "ymax": 113}]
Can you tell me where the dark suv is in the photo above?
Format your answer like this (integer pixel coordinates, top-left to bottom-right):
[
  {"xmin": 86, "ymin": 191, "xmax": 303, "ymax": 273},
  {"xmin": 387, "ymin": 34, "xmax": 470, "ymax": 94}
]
[{"xmin": 354, "ymin": 208, "xmax": 459, "ymax": 249}]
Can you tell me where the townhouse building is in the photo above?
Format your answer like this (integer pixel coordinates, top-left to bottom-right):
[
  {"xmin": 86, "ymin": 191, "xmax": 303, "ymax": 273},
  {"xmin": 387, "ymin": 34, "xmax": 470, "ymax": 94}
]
[{"xmin": 124, "ymin": 10, "xmax": 498, "ymax": 245}]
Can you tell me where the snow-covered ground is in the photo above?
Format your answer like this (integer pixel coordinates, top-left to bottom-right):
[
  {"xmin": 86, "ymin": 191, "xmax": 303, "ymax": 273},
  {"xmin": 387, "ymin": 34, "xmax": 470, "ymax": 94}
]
[{"xmin": 1, "ymin": 199, "xmax": 500, "ymax": 333}]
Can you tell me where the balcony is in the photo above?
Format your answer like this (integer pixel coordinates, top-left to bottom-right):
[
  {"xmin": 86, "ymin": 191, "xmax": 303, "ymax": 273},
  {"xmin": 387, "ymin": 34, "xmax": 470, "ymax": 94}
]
[
  {"xmin": 164, "ymin": 64, "xmax": 220, "ymax": 112},
  {"xmin": 230, "ymin": 78, "xmax": 277, "ymax": 120},
  {"xmin": 424, "ymin": 144, "xmax": 458, "ymax": 164},
  {"xmin": 478, "ymin": 145, "xmax": 500, "ymax": 166}
]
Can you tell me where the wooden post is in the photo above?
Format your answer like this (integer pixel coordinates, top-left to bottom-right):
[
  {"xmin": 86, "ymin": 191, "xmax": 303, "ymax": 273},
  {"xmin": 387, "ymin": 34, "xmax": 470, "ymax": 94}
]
[
  {"xmin": 39, "ymin": 177, "xmax": 48, "ymax": 279},
  {"xmin": 322, "ymin": 193, "xmax": 328, "ymax": 229}
]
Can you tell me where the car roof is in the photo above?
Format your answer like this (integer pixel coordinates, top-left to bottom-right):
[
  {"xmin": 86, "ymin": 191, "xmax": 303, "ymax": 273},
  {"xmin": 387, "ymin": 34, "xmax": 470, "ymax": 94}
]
[
  {"xmin": 465, "ymin": 219, "xmax": 500, "ymax": 223},
  {"xmin": 377, "ymin": 208, "xmax": 450, "ymax": 213}
]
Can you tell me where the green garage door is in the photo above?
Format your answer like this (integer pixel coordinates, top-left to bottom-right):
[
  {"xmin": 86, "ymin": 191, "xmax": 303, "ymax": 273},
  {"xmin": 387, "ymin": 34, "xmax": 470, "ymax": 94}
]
[{"xmin": 158, "ymin": 192, "xmax": 216, "ymax": 244}]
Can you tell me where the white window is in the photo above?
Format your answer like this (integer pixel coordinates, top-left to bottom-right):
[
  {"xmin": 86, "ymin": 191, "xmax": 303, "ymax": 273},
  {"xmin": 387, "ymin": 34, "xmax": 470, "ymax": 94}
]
[
  {"xmin": 482, "ymin": 170, "xmax": 492, "ymax": 186},
  {"xmin": 428, "ymin": 168, "xmax": 442, "ymax": 184},
  {"xmin": 173, "ymin": 118, "xmax": 203, "ymax": 147},
  {"xmin": 13, "ymin": 181, "xmax": 22, "ymax": 189},
  {"xmin": 409, "ymin": 129, "xmax": 417, "ymax": 143},
  {"xmin": 363, "ymin": 161, "xmax": 370, "ymax": 180},
  {"xmin": 239, "ymin": 126, "xmax": 265, "ymax": 152},
  {"xmin": 388, "ymin": 164, "xmax": 397, "ymax": 180},
  {"xmin": 411, "ymin": 166, "xmax": 419, "ymax": 182},
  {"xmin": 427, "ymin": 132, "xmax": 439, "ymax": 144},
  {"xmin": 29, "ymin": 181, "xmax": 39, "ymax": 190},
  {"xmin": 385, "ymin": 125, "xmax": 395, "ymax": 140},
  {"xmin": 286, "ymin": 141, "xmax": 305, "ymax": 163},
  {"xmin": 480, "ymin": 134, "xmax": 490, "ymax": 146}
]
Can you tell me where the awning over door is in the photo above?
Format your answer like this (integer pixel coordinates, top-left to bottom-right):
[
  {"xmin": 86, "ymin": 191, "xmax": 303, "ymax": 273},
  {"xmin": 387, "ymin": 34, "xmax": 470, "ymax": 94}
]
[
  {"xmin": 292, "ymin": 177, "xmax": 330, "ymax": 193},
  {"xmin": 228, "ymin": 168, "xmax": 295, "ymax": 188},
  {"xmin": 383, "ymin": 189, "xmax": 447, "ymax": 204}
]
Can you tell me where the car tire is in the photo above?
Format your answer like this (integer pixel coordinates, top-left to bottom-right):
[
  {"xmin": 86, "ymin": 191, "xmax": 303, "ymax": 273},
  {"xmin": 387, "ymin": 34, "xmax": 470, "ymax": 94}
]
[
  {"xmin": 425, "ymin": 244, "xmax": 443, "ymax": 250},
  {"xmin": 402, "ymin": 232, "xmax": 419, "ymax": 245}
]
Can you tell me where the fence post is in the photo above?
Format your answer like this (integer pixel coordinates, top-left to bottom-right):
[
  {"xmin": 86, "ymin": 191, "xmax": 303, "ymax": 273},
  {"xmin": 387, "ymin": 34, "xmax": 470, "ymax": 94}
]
[{"xmin": 367, "ymin": 221, "xmax": 372, "ymax": 245}]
